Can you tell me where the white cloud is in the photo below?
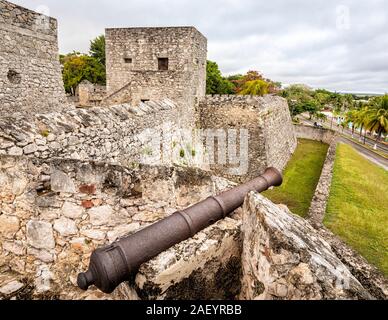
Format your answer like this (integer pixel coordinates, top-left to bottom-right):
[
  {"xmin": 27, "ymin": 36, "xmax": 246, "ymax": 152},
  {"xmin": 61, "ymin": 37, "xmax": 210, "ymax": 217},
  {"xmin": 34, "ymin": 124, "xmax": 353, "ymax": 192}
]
[{"xmin": 11, "ymin": 0, "xmax": 388, "ymax": 93}]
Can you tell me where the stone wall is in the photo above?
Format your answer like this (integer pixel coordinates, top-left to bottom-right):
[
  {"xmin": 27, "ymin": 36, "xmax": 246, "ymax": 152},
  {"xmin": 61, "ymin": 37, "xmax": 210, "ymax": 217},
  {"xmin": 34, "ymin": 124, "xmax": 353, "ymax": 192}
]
[
  {"xmin": 294, "ymin": 124, "xmax": 337, "ymax": 144},
  {"xmin": 0, "ymin": 0, "xmax": 67, "ymax": 118},
  {"xmin": 77, "ymin": 80, "xmax": 106, "ymax": 107},
  {"xmin": 104, "ymin": 27, "xmax": 207, "ymax": 126},
  {"xmin": 0, "ymin": 99, "xmax": 197, "ymax": 169},
  {"xmin": 308, "ymin": 138, "xmax": 338, "ymax": 227},
  {"xmin": 240, "ymin": 192, "xmax": 372, "ymax": 300},
  {"xmin": 0, "ymin": 155, "xmax": 240, "ymax": 299},
  {"xmin": 199, "ymin": 95, "xmax": 297, "ymax": 182}
]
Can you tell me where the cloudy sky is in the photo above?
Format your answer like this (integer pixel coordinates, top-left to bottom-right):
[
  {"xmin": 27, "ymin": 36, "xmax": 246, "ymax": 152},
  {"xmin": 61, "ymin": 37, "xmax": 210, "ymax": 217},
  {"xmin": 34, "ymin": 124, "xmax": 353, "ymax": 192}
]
[{"xmin": 13, "ymin": 0, "xmax": 388, "ymax": 93}]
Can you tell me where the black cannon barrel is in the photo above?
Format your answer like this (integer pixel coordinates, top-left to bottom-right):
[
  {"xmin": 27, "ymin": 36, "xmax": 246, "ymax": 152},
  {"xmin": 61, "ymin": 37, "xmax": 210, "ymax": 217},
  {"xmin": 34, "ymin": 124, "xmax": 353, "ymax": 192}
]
[{"xmin": 77, "ymin": 167, "xmax": 282, "ymax": 293}]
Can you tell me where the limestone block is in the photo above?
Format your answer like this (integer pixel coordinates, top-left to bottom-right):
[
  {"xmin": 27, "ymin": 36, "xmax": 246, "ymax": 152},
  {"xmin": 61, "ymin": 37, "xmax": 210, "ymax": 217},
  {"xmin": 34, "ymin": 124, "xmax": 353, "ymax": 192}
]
[
  {"xmin": 107, "ymin": 223, "xmax": 140, "ymax": 242},
  {"xmin": 51, "ymin": 170, "xmax": 76, "ymax": 193},
  {"xmin": 88, "ymin": 205, "xmax": 113, "ymax": 226},
  {"xmin": 240, "ymin": 192, "xmax": 372, "ymax": 300},
  {"xmin": 62, "ymin": 201, "xmax": 84, "ymax": 219},
  {"xmin": 8, "ymin": 146, "xmax": 23, "ymax": 156},
  {"xmin": 35, "ymin": 265, "xmax": 54, "ymax": 294},
  {"xmin": 23, "ymin": 143, "xmax": 38, "ymax": 155},
  {"xmin": 26, "ymin": 220, "xmax": 55, "ymax": 250},
  {"xmin": 0, "ymin": 214, "xmax": 20, "ymax": 239},
  {"xmin": 81, "ymin": 229, "xmax": 106, "ymax": 240},
  {"xmin": 53, "ymin": 217, "xmax": 78, "ymax": 236},
  {"xmin": 0, "ymin": 281, "xmax": 24, "ymax": 296},
  {"xmin": 2, "ymin": 240, "xmax": 25, "ymax": 255},
  {"xmin": 27, "ymin": 247, "xmax": 55, "ymax": 263}
]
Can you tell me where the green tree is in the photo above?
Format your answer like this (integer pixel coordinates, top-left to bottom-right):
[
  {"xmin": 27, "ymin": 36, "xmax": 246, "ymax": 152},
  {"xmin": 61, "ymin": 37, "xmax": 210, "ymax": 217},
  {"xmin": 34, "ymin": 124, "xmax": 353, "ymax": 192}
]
[
  {"xmin": 61, "ymin": 53, "xmax": 106, "ymax": 95},
  {"xmin": 90, "ymin": 35, "xmax": 106, "ymax": 65},
  {"xmin": 238, "ymin": 79, "xmax": 269, "ymax": 96},
  {"xmin": 206, "ymin": 60, "xmax": 234, "ymax": 94},
  {"xmin": 280, "ymin": 84, "xmax": 320, "ymax": 118}
]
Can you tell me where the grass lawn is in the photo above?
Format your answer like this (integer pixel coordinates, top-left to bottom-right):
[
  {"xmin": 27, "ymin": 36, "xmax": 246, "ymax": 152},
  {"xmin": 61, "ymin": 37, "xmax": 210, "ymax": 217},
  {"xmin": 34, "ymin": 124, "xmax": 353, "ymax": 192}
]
[
  {"xmin": 263, "ymin": 139, "xmax": 329, "ymax": 217},
  {"xmin": 324, "ymin": 143, "xmax": 388, "ymax": 276}
]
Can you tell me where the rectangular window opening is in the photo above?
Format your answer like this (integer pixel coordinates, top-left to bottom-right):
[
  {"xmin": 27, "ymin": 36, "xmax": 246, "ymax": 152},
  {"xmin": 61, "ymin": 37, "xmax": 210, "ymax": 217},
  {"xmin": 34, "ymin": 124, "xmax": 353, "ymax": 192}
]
[
  {"xmin": 141, "ymin": 99, "xmax": 150, "ymax": 103},
  {"xmin": 158, "ymin": 58, "xmax": 169, "ymax": 71},
  {"xmin": 124, "ymin": 57, "xmax": 132, "ymax": 63}
]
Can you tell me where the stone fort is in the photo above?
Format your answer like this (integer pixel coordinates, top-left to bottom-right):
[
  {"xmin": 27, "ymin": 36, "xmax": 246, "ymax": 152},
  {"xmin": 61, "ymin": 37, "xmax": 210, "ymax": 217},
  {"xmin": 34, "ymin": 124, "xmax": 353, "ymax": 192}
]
[{"xmin": 0, "ymin": 0, "xmax": 386, "ymax": 300}]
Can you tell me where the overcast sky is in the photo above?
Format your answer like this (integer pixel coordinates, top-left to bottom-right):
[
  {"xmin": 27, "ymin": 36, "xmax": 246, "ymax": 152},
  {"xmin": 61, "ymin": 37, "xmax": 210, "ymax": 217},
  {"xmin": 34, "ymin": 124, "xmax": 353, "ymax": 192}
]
[{"xmin": 12, "ymin": 0, "xmax": 388, "ymax": 93}]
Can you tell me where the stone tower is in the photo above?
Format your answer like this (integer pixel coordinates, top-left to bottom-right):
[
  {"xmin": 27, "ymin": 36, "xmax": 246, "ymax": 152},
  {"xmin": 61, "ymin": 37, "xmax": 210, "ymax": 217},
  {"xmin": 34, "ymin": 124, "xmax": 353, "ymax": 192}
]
[
  {"xmin": 104, "ymin": 27, "xmax": 207, "ymax": 125},
  {"xmin": 0, "ymin": 0, "xmax": 67, "ymax": 118}
]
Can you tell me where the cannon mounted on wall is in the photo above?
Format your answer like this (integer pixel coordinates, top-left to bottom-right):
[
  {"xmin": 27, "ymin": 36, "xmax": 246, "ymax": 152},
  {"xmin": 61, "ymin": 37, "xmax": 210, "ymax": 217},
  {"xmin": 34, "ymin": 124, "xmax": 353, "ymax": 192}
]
[{"xmin": 77, "ymin": 167, "xmax": 283, "ymax": 293}]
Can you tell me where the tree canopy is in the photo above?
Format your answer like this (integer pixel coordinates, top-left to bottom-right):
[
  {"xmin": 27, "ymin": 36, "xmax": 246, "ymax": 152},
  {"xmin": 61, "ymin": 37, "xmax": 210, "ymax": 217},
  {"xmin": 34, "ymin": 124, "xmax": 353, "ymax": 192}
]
[
  {"xmin": 206, "ymin": 61, "xmax": 234, "ymax": 94},
  {"xmin": 61, "ymin": 52, "xmax": 106, "ymax": 95},
  {"xmin": 90, "ymin": 35, "xmax": 106, "ymax": 66},
  {"xmin": 60, "ymin": 35, "xmax": 106, "ymax": 95}
]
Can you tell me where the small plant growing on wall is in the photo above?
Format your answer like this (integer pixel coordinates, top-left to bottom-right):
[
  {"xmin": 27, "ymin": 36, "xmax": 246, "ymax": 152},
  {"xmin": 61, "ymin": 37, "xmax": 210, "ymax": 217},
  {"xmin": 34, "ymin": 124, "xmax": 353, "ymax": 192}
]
[
  {"xmin": 40, "ymin": 129, "xmax": 50, "ymax": 137},
  {"xmin": 180, "ymin": 149, "xmax": 185, "ymax": 158}
]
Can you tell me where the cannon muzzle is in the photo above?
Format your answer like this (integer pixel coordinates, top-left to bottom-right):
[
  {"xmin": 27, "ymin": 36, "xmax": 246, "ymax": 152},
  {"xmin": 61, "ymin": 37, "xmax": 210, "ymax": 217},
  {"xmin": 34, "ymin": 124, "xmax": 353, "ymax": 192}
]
[{"xmin": 77, "ymin": 167, "xmax": 282, "ymax": 293}]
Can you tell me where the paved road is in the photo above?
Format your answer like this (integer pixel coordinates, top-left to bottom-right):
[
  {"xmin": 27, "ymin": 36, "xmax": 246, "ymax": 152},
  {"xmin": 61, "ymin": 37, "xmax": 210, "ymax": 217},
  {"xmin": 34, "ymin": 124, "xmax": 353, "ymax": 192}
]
[
  {"xmin": 338, "ymin": 136, "xmax": 388, "ymax": 171},
  {"xmin": 324, "ymin": 118, "xmax": 388, "ymax": 153},
  {"xmin": 298, "ymin": 117, "xmax": 388, "ymax": 170}
]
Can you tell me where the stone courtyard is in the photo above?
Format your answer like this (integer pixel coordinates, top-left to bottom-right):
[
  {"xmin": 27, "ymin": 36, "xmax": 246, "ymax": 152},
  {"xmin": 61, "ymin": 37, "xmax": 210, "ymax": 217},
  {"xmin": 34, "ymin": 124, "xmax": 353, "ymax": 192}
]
[{"xmin": 0, "ymin": 0, "xmax": 387, "ymax": 300}]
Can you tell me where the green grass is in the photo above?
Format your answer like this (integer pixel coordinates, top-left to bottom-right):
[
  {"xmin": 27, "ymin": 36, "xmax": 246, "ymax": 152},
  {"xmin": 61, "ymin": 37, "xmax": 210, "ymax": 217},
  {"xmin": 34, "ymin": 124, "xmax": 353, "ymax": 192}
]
[
  {"xmin": 263, "ymin": 139, "xmax": 329, "ymax": 217},
  {"xmin": 324, "ymin": 143, "xmax": 388, "ymax": 276}
]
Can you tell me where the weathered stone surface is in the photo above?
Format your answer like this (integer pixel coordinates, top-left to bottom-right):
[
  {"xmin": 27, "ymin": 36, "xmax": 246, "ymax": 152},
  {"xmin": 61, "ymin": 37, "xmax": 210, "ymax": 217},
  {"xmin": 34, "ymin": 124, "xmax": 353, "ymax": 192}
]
[
  {"xmin": 105, "ymin": 27, "xmax": 206, "ymax": 127},
  {"xmin": 23, "ymin": 143, "xmax": 38, "ymax": 155},
  {"xmin": 26, "ymin": 220, "xmax": 55, "ymax": 250},
  {"xmin": 294, "ymin": 124, "xmax": 337, "ymax": 144},
  {"xmin": 62, "ymin": 201, "xmax": 84, "ymax": 219},
  {"xmin": 53, "ymin": 217, "xmax": 78, "ymax": 236},
  {"xmin": 88, "ymin": 205, "xmax": 113, "ymax": 226},
  {"xmin": 132, "ymin": 211, "xmax": 165, "ymax": 223},
  {"xmin": 27, "ymin": 247, "xmax": 55, "ymax": 263},
  {"xmin": 51, "ymin": 170, "xmax": 76, "ymax": 193},
  {"xmin": 318, "ymin": 227, "xmax": 388, "ymax": 300},
  {"xmin": 0, "ymin": 280, "xmax": 24, "ymax": 295},
  {"xmin": 199, "ymin": 95, "xmax": 297, "ymax": 182},
  {"xmin": 0, "ymin": 214, "xmax": 20, "ymax": 239},
  {"xmin": 2, "ymin": 241, "xmax": 24, "ymax": 256},
  {"xmin": 8, "ymin": 146, "xmax": 23, "ymax": 156},
  {"xmin": 81, "ymin": 229, "xmax": 106, "ymax": 240},
  {"xmin": 35, "ymin": 265, "xmax": 54, "ymax": 294},
  {"xmin": 0, "ymin": 0, "xmax": 67, "ymax": 118},
  {"xmin": 107, "ymin": 223, "xmax": 140, "ymax": 242},
  {"xmin": 240, "ymin": 192, "xmax": 371, "ymax": 300}
]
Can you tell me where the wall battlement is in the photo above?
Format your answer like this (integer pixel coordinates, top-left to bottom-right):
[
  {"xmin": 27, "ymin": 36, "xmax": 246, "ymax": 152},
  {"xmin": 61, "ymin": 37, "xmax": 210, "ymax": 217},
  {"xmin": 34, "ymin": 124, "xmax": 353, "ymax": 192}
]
[{"xmin": 0, "ymin": 99, "xmax": 180, "ymax": 168}]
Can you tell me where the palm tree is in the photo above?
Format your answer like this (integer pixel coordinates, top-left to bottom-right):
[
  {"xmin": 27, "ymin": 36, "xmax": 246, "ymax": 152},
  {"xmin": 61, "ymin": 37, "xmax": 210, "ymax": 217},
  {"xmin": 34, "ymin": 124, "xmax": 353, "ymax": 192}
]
[
  {"xmin": 353, "ymin": 107, "xmax": 369, "ymax": 143},
  {"xmin": 364, "ymin": 95, "xmax": 388, "ymax": 149}
]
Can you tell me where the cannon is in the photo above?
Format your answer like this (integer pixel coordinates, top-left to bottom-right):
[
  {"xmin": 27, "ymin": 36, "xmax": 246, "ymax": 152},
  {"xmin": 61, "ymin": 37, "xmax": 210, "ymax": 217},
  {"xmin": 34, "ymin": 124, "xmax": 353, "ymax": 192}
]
[{"xmin": 77, "ymin": 167, "xmax": 282, "ymax": 293}]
